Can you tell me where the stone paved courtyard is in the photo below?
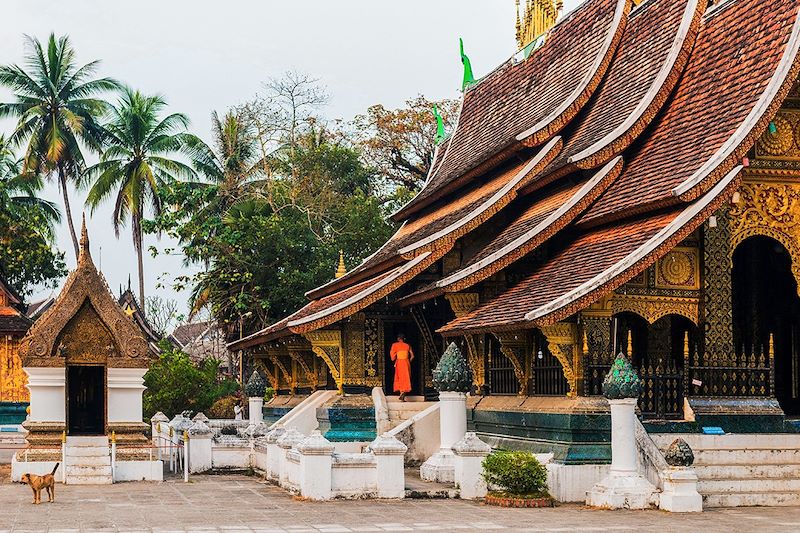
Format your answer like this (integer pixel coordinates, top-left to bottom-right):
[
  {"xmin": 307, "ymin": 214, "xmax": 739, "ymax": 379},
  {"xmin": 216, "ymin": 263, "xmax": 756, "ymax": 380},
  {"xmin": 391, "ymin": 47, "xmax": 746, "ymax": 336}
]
[{"xmin": 2, "ymin": 473, "xmax": 800, "ymax": 532}]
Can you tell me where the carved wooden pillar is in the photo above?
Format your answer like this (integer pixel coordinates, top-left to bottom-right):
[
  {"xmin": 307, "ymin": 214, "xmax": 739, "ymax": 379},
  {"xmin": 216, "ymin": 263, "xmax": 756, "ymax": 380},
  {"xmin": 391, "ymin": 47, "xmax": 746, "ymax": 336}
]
[
  {"xmin": 540, "ymin": 322, "xmax": 580, "ymax": 397},
  {"xmin": 303, "ymin": 330, "xmax": 344, "ymax": 393},
  {"xmin": 703, "ymin": 208, "xmax": 734, "ymax": 367},
  {"xmin": 445, "ymin": 293, "xmax": 485, "ymax": 390},
  {"xmin": 287, "ymin": 338, "xmax": 318, "ymax": 391},
  {"xmin": 493, "ymin": 331, "xmax": 529, "ymax": 395},
  {"xmin": 270, "ymin": 354, "xmax": 294, "ymax": 394},
  {"xmin": 255, "ymin": 355, "xmax": 279, "ymax": 392}
]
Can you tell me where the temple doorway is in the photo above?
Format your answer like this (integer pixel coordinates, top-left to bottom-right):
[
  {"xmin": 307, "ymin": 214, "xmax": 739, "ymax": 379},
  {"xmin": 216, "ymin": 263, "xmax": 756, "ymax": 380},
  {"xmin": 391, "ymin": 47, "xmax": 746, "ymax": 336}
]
[
  {"xmin": 383, "ymin": 322, "xmax": 423, "ymax": 397},
  {"xmin": 67, "ymin": 365, "xmax": 105, "ymax": 435},
  {"xmin": 733, "ymin": 236, "xmax": 800, "ymax": 414}
]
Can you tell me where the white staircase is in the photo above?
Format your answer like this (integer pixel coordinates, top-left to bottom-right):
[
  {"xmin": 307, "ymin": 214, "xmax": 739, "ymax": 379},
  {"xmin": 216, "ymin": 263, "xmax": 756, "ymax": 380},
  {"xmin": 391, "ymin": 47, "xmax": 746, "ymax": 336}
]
[
  {"xmin": 386, "ymin": 396, "xmax": 435, "ymax": 428},
  {"xmin": 652, "ymin": 433, "xmax": 800, "ymax": 507},
  {"xmin": 65, "ymin": 436, "xmax": 112, "ymax": 485}
]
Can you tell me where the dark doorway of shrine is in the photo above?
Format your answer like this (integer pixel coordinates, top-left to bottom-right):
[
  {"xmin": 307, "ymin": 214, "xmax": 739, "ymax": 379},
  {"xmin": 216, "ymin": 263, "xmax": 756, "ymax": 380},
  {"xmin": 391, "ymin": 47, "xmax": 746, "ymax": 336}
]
[
  {"xmin": 733, "ymin": 236, "xmax": 800, "ymax": 414},
  {"xmin": 383, "ymin": 322, "xmax": 423, "ymax": 397},
  {"xmin": 616, "ymin": 312, "xmax": 692, "ymax": 420},
  {"xmin": 67, "ymin": 365, "xmax": 105, "ymax": 435}
]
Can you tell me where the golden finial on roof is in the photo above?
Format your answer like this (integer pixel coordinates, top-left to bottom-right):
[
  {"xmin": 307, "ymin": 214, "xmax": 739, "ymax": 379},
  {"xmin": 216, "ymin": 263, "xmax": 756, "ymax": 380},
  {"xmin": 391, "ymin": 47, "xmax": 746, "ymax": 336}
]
[
  {"xmin": 516, "ymin": 0, "xmax": 563, "ymax": 49},
  {"xmin": 79, "ymin": 213, "xmax": 91, "ymax": 261},
  {"xmin": 335, "ymin": 250, "xmax": 347, "ymax": 279}
]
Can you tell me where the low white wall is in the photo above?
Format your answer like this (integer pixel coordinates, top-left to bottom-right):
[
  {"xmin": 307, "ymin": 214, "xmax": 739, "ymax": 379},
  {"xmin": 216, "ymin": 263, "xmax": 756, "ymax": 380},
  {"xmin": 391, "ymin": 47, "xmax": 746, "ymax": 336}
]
[
  {"xmin": 11, "ymin": 457, "xmax": 63, "ymax": 482},
  {"xmin": 331, "ymin": 453, "xmax": 378, "ymax": 498},
  {"xmin": 386, "ymin": 403, "xmax": 440, "ymax": 465},
  {"xmin": 211, "ymin": 442, "xmax": 252, "ymax": 469},
  {"xmin": 547, "ymin": 463, "xmax": 610, "ymax": 502},
  {"xmin": 115, "ymin": 460, "xmax": 163, "ymax": 482},
  {"xmin": 271, "ymin": 390, "xmax": 337, "ymax": 434}
]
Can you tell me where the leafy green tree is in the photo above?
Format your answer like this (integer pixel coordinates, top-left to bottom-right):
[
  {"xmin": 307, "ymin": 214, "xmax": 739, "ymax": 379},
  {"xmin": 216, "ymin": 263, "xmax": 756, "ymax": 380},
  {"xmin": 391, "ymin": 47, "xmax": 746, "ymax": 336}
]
[
  {"xmin": 0, "ymin": 33, "xmax": 118, "ymax": 259},
  {"xmin": 83, "ymin": 87, "xmax": 199, "ymax": 305},
  {"xmin": 0, "ymin": 135, "xmax": 66, "ymax": 297},
  {"xmin": 142, "ymin": 340, "xmax": 239, "ymax": 421}
]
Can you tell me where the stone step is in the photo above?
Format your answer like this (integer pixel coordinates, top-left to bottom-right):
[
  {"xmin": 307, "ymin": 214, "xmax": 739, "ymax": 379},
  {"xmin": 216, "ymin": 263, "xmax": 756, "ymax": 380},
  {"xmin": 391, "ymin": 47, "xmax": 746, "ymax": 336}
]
[
  {"xmin": 698, "ymin": 477, "xmax": 800, "ymax": 494},
  {"xmin": 66, "ymin": 475, "xmax": 113, "ymax": 485},
  {"xmin": 653, "ymin": 433, "xmax": 800, "ymax": 451},
  {"xmin": 66, "ymin": 465, "xmax": 111, "ymax": 477},
  {"xmin": 65, "ymin": 454, "xmax": 111, "ymax": 467},
  {"xmin": 693, "ymin": 448, "xmax": 800, "ymax": 465},
  {"xmin": 65, "ymin": 446, "xmax": 110, "ymax": 457},
  {"xmin": 66, "ymin": 436, "xmax": 109, "ymax": 447},
  {"xmin": 694, "ymin": 463, "xmax": 800, "ymax": 479},
  {"xmin": 703, "ymin": 490, "xmax": 800, "ymax": 508}
]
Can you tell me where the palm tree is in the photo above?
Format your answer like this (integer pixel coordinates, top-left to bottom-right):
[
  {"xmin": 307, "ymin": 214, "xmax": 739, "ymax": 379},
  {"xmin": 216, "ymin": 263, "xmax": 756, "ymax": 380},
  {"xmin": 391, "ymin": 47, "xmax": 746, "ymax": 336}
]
[
  {"xmin": 0, "ymin": 33, "xmax": 118, "ymax": 259},
  {"xmin": 83, "ymin": 87, "xmax": 198, "ymax": 305},
  {"xmin": 0, "ymin": 135, "xmax": 61, "ymax": 239}
]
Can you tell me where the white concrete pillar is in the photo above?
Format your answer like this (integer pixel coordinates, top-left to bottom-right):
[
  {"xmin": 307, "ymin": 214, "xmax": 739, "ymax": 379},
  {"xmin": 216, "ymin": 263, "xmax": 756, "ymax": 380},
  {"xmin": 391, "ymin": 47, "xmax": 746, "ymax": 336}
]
[
  {"xmin": 297, "ymin": 431, "xmax": 334, "ymax": 501},
  {"xmin": 24, "ymin": 367, "xmax": 65, "ymax": 422},
  {"xmin": 265, "ymin": 426, "xmax": 286, "ymax": 481},
  {"xmin": 150, "ymin": 412, "xmax": 169, "ymax": 449},
  {"xmin": 107, "ymin": 368, "xmax": 146, "ymax": 423},
  {"xmin": 188, "ymin": 420, "xmax": 213, "ymax": 473},
  {"xmin": 248, "ymin": 397, "xmax": 264, "ymax": 426},
  {"xmin": 587, "ymin": 398, "xmax": 656, "ymax": 509},
  {"xmin": 453, "ymin": 432, "xmax": 491, "ymax": 499},
  {"xmin": 277, "ymin": 428, "xmax": 303, "ymax": 488},
  {"xmin": 659, "ymin": 468, "xmax": 702, "ymax": 513},
  {"xmin": 610, "ymin": 398, "xmax": 638, "ymax": 475},
  {"xmin": 420, "ymin": 391, "xmax": 467, "ymax": 483},
  {"xmin": 370, "ymin": 433, "xmax": 408, "ymax": 499}
]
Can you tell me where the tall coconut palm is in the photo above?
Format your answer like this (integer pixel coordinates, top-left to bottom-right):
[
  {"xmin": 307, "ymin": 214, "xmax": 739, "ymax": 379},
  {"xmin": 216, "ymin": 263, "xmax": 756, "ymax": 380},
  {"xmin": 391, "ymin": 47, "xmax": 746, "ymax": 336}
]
[
  {"xmin": 0, "ymin": 135, "xmax": 61, "ymax": 239},
  {"xmin": 83, "ymin": 87, "xmax": 198, "ymax": 305},
  {"xmin": 0, "ymin": 33, "xmax": 118, "ymax": 258}
]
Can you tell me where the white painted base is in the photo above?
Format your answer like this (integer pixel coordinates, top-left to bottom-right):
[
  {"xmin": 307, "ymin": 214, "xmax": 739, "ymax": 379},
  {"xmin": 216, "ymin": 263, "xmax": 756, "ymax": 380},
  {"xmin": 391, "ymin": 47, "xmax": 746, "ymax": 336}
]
[
  {"xmin": 547, "ymin": 463, "xmax": 610, "ymax": 503},
  {"xmin": 659, "ymin": 468, "xmax": 702, "ymax": 513},
  {"xmin": 586, "ymin": 472, "xmax": 657, "ymax": 510},
  {"xmin": 11, "ymin": 458, "xmax": 62, "ymax": 482},
  {"xmin": 115, "ymin": 461, "xmax": 164, "ymax": 482},
  {"xmin": 420, "ymin": 449, "xmax": 455, "ymax": 483}
]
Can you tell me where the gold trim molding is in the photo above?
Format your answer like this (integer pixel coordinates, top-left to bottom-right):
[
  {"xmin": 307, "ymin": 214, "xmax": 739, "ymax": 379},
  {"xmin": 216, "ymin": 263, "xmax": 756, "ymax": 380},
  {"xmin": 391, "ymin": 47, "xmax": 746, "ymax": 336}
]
[
  {"xmin": 303, "ymin": 329, "xmax": 343, "ymax": 393},
  {"xmin": 540, "ymin": 323, "xmax": 579, "ymax": 397},
  {"xmin": 610, "ymin": 294, "xmax": 699, "ymax": 325}
]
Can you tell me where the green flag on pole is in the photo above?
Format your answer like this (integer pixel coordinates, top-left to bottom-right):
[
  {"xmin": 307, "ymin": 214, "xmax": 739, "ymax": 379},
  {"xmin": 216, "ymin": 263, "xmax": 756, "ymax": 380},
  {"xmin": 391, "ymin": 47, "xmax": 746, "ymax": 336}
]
[
  {"xmin": 460, "ymin": 38, "xmax": 475, "ymax": 91},
  {"xmin": 433, "ymin": 104, "xmax": 446, "ymax": 145}
]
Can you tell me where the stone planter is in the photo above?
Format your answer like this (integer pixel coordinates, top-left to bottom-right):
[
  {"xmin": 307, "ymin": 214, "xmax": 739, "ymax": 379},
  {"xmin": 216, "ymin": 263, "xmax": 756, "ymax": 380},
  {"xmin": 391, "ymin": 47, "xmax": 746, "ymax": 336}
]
[{"xmin": 485, "ymin": 492, "xmax": 555, "ymax": 508}]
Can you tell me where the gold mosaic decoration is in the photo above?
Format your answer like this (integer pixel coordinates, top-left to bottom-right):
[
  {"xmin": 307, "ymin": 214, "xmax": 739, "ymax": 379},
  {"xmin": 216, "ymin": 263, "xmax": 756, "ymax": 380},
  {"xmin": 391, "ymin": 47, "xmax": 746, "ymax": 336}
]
[
  {"xmin": 540, "ymin": 322, "xmax": 578, "ymax": 397},
  {"xmin": 303, "ymin": 329, "xmax": 343, "ymax": 392},
  {"xmin": 1, "ymin": 335, "xmax": 28, "ymax": 402},
  {"xmin": 611, "ymin": 294, "xmax": 700, "ymax": 325},
  {"xmin": 756, "ymin": 110, "xmax": 800, "ymax": 160},
  {"xmin": 19, "ymin": 221, "xmax": 151, "ymax": 368}
]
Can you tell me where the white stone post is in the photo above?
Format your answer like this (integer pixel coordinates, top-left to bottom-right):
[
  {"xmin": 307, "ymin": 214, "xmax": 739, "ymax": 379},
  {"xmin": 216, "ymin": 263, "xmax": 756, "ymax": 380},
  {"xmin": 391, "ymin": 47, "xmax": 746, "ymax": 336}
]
[
  {"xmin": 587, "ymin": 354, "xmax": 656, "ymax": 510},
  {"xmin": 297, "ymin": 431, "xmax": 334, "ymax": 501},
  {"xmin": 248, "ymin": 397, "xmax": 264, "ymax": 427},
  {"xmin": 370, "ymin": 433, "xmax": 408, "ymax": 498},
  {"xmin": 421, "ymin": 391, "xmax": 467, "ymax": 483},
  {"xmin": 188, "ymin": 420, "xmax": 213, "ymax": 473},
  {"xmin": 265, "ymin": 426, "xmax": 286, "ymax": 481},
  {"xmin": 150, "ymin": 412, "xmax": 169, "ymax": 460},
  {"xmin": 453, "ymin": 432, "xmax": 491, "ymax": 499},
  {"xmin": 660, "ymin": 468, "xmax": 702, "ymax": 512},
  {"xmin": 277, "ymin": 428, "xmax": 303, "ymax": 488}
]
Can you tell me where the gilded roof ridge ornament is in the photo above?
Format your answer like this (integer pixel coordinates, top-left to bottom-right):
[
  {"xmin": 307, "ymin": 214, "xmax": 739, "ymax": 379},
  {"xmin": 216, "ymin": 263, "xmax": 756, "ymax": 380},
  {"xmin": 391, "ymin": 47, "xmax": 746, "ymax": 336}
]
[
  {"xmin": 79, "ymin": 213, "xmax": 90, "ymax": 261},
  {"xmin": 335, "ymin": 250, "xmax": 347, "ymax": 279},
  {"xmin": 515, "ymin": 0, "xmax": 563, "ymax": 50}
]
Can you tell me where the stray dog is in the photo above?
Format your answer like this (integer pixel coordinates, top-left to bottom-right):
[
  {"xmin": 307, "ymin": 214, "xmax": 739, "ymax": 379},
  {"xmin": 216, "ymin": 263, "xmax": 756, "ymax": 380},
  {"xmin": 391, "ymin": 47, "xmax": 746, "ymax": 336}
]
[{"xmin": 20, "ymin": 463, "xmax": 59, "ymax": 504}]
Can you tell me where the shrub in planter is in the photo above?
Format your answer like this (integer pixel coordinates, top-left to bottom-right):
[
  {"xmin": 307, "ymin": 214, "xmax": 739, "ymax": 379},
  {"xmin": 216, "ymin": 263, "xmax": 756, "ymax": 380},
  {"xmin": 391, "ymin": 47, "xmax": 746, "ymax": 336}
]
[{"xmin": 482, "ymin": 451, "xmax": 552, "ymax": 505}]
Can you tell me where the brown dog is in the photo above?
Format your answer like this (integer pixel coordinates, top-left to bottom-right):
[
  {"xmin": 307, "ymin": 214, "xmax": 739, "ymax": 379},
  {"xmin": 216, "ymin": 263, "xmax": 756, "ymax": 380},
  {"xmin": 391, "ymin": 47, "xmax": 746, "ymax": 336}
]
[{"xmin": 20, "ymin": 463, "xmax": 59, "ymax": 504}]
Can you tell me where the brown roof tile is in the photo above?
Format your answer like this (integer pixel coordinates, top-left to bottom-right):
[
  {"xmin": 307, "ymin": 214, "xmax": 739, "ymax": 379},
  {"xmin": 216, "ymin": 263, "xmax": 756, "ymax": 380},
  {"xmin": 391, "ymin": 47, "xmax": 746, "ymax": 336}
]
[
  {"xmin": 581, "ymin": 0, "xmax": 800, "ymax": 225},
  {"xmin": 392, "ymin": 0, "xmax": 629, "ymax": 221},
  {"xmin": 439, "ymin": 165, "xmax": 741, "ymax": 335}
]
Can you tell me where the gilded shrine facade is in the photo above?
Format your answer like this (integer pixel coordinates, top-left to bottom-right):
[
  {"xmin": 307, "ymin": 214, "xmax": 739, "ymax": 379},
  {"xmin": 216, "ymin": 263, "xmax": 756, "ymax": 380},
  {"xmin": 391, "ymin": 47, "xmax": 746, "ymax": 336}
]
[
  {"xmin": 231, "ymin": 0, "xmax": 800, "ymax": 461},
  {"xmin": 0, "ymin": 274, "xmax": 31, "ymax": 424}
]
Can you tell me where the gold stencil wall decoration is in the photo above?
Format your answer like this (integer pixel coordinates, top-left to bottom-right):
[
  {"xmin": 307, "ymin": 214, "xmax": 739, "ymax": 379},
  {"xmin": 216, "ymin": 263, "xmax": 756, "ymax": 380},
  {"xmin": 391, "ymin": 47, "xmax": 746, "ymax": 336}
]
[{"xmin": 655, "ymin": 247, "xmax": 700, "ymax": 290}]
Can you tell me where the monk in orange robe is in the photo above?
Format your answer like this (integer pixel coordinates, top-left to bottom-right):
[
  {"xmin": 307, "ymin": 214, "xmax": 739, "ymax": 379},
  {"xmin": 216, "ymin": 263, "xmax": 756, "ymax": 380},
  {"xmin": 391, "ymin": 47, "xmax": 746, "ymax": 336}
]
[{"xmin": 390, "ymin": 334, "xmax": 414, "ymax": 401}]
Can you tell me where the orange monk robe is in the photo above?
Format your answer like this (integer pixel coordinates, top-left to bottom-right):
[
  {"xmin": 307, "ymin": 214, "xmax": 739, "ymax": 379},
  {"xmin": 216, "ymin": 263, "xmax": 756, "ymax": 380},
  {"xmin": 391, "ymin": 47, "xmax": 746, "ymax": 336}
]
[{"xmin": 390, "ymin": 341, "xmax": 413, "ymax": 393}]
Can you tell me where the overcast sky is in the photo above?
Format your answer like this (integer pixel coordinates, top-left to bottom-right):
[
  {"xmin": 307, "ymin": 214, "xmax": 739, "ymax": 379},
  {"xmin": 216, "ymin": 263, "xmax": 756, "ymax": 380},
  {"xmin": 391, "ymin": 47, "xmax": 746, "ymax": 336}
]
[{"xmin": 2, "ymin": 0, "xmax": 580, "ymax": 320}]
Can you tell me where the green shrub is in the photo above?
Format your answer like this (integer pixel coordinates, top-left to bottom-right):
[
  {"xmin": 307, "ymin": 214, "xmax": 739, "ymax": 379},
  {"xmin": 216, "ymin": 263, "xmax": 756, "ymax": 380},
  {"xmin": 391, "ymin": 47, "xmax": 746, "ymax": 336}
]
[
  {"xmin": 207, "ymin": 395, "xmax": 244, "ymax": 419},
  {"xmin": 264, "ymin": 387, "xmax": 276, "ymax": 403},
  {"xmin": 482, "ymin": 451, "xmax": 549, "ymax": 496}
]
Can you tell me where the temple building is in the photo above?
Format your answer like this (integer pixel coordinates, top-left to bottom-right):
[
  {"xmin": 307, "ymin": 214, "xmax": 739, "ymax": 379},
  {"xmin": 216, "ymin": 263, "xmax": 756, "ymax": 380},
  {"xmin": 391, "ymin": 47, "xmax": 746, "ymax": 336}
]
[
  {"xmin": 231, "ymin": 0, "xmax": 800, "ymax": 462},
  {"xmin": 0, "ymin": 273, "xmax": 31, "ymax": 424}
]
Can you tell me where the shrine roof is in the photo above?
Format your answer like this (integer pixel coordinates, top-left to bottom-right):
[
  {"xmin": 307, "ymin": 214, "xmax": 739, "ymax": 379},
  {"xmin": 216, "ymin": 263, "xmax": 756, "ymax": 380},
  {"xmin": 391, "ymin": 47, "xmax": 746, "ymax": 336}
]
[
  {"xmin": 0, "ymin": 314, "xmax": 31, "ymax": 334},
  {"xmin": 535, "ymin": 0, "xmax": 700, "ymax": 185},
  {"xmin": 391, "ymin": 0, "xmax": 629, "ymax": 221},
  {"xmin": 305, "ymin": 141, "xmax": 560, "ymax": 300},
  {"xmin": 439, "ymin": 166, "xmax": 741, "ymax": 335},
  {"xmin": 399, "ymin": 157, "xmax": 623, "ymax": 306},
  {"xmin": 580, "ymin": 0, "xmax": 800, "ymax": 225}
]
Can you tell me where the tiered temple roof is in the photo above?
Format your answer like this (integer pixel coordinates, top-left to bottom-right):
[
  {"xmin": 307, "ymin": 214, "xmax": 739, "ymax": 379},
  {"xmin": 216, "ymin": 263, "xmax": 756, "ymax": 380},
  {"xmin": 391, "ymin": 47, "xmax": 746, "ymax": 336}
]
[{"xmin": 231, "ymin": 0, "xmax": 800, "ymax": 351}]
